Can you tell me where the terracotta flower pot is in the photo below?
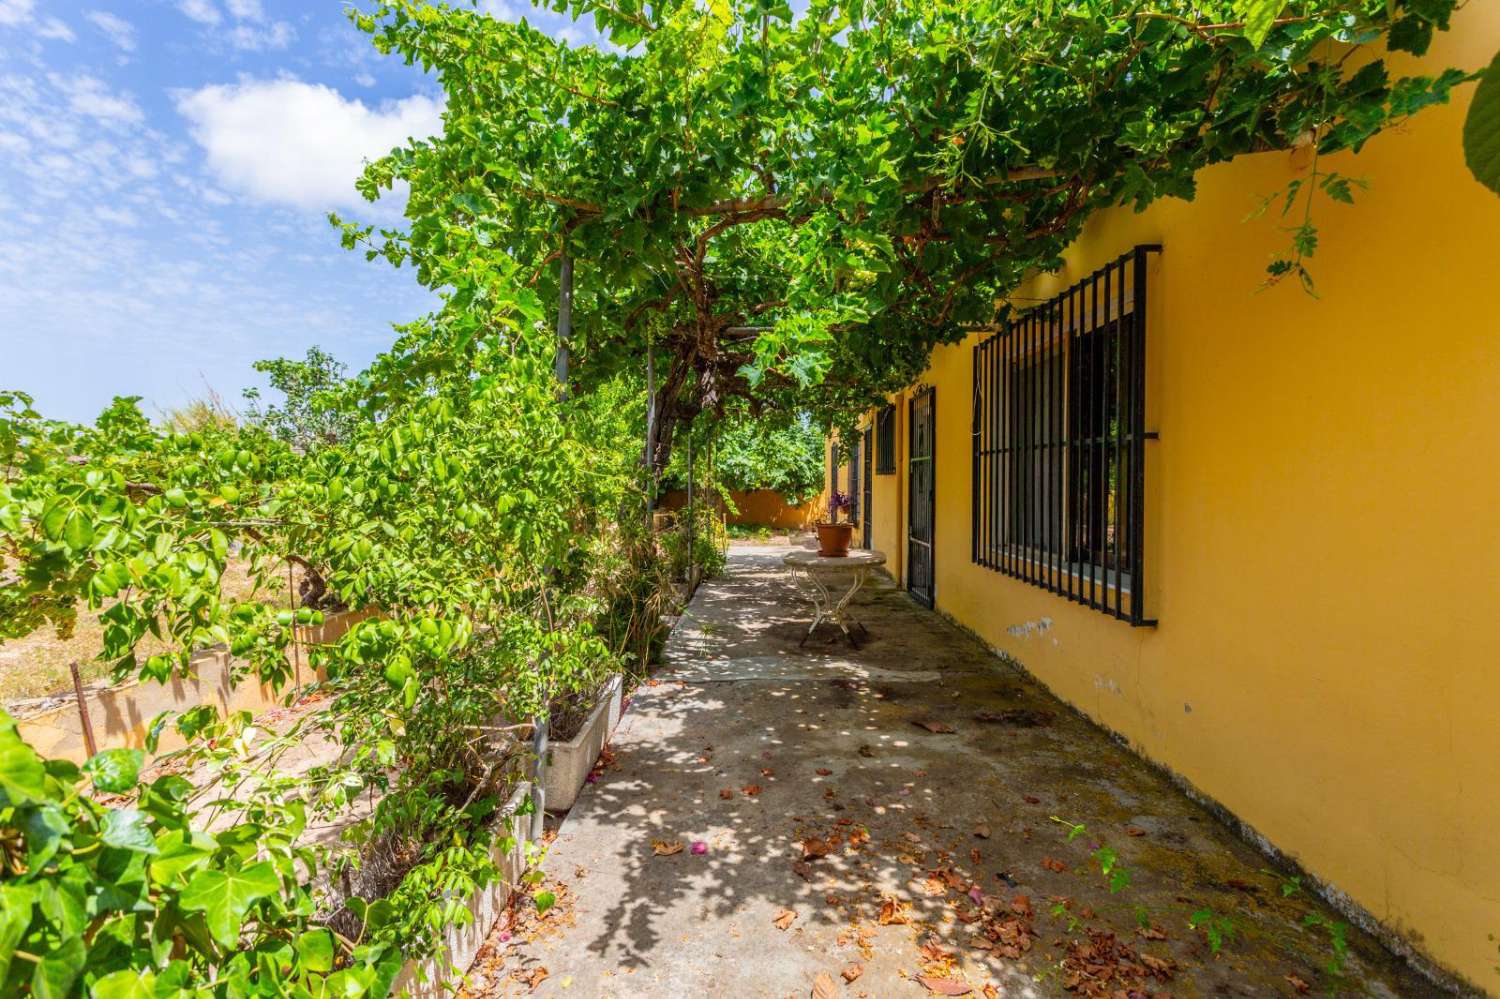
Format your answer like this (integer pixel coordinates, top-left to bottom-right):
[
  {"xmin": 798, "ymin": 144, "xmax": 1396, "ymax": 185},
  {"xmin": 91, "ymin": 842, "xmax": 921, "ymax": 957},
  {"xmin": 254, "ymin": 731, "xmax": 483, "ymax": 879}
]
[{"xmin": 816, "ymin": 522, "xmax": 854, "ymax": 557}]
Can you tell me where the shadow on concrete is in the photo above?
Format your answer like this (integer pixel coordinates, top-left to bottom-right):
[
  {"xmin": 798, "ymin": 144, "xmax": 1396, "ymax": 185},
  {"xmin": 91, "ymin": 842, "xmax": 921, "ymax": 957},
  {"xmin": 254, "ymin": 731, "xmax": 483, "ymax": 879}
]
[{"xmin": 469, "ymin": 544, "xmax": 1443, "ymax": 998}]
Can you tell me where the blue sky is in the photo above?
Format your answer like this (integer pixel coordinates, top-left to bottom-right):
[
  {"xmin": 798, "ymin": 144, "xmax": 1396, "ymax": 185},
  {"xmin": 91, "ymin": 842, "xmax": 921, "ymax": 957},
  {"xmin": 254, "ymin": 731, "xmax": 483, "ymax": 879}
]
[{"xmin": 0, "ymin": 0, "xmax": 609, "ymax": 423}]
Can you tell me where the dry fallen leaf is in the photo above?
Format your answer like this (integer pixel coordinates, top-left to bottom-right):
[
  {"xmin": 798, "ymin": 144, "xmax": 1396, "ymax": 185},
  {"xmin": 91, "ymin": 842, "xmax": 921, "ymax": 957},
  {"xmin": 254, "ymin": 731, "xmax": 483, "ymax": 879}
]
[
  {"xmin": 973, "ymin": 824, "xmax": 991, "ymax": 839},
  {"xmin": 761, "ymin": 767, "xmax": 775, "ymax": 777},
  {"xmin": 1022, "ymin": 795, "xmax": 1041, "ymax": 804},
  {"xmin": 913, "ymin": 719, "xmax": 957, "ymax": 734},
  {"xmin": 1136, "ymin": 925, "xmax": 1167, "ymax": 940},
  {"xmin": 816, "ymin": 768, "xmax": 833, "ymax": 776},
  {"xmin": 774, "ymin": 908, "xmax": 798, "ymax": 930},
  {"xmin": 514, "ymin": 965, "xmax": 549, "ymax": 991},
  {"xmin": 841, "ymin": 962, "xmax": 863, "ymax": 984},
  {"xmin": 811, "ymin": 971, "xmax": 839, "ymax": 999},
  {"xmin": 719, "ymin": 788, "xmax": 734, "ymax": 800},
  {"xmin": 970, "ymin": 847, "xmax": 982, "ymax": 864},
  {"xmin": 802, "ymin": 836, "xmax": 835, "ymax": 860},
  {"xmin": 1285, "ymin": 973, "xmax": 1312, "ymax": 994},
  {"xmin": 878, "ymin": 895, "xmax": 912, "ymax": 925},
  {"xmin": 651, "ymin": 840, "xmax": 684, "ymax": 857},
  {"xmin": 1042, "ymin": 857, "xmax": 1067, "ymax": 873},
  {"xmin": 916, "ymin": 977, "xmax": 973, "ymax": 996},
  {"xmin": 1126, "ymin": 826, "xmax": 1147, "ymax": 837},
  {"xmin": 742, "ymin": 784, "xmax": 763, "ymax": 796}
]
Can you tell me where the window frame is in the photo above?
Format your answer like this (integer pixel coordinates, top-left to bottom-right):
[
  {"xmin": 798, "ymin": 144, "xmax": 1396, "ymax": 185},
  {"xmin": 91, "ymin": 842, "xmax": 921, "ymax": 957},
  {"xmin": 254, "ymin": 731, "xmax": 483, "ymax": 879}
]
[
  {"xmin": 971, "ymin": 244, "xmax": 1159, "ymax": 626},
  {"xmin": 875, "ymin": 404, "xmax": 897, "ymax": 474}
]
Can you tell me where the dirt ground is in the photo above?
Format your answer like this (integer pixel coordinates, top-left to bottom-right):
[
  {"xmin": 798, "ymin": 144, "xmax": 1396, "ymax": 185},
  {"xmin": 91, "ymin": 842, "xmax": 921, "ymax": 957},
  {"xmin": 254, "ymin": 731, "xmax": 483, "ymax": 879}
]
[{"xmin": 1, "ymin": 558, "xmax": 293, "ymax": 707}]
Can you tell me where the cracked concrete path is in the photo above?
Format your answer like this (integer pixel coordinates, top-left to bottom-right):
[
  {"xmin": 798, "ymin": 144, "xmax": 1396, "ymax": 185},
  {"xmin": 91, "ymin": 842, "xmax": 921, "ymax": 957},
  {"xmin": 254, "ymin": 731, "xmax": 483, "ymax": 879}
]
[{"xmin": 465, "ymin": 541, "xmax": 1440, "ymax": 998}]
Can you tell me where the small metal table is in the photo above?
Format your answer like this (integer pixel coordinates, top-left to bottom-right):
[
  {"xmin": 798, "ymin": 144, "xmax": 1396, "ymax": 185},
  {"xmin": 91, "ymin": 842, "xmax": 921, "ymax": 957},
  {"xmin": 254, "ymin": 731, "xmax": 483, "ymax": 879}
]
[{"xmin": 783, "ymin": 549, "xmax": 886, "ymax": 647}]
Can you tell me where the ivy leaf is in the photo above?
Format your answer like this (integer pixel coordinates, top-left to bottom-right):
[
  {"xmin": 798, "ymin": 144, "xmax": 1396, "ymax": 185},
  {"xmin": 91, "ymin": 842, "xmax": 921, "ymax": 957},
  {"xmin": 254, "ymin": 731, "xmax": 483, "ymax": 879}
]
[
  {"xmin": 295, "ymin": 928, "xmax": 334, "ymax": 973},
  {"xmin": 90, "ymin": 968, "xmax": 156, "ymax": 999},
  {"xmin": 178, "ymin": 861, "xmax": 280, "ymax": 949},
  {"xmin": 101, "ymin": 809, "xmax": 158, "ymax": 854},
  {"xmin": 30, "ymin": 936, "xmax": 84, "ymax": 999},
  {"xmin": 1237, "ymin": 0, "xmax": 1284, "ymax": 49},
  {"xmin": 533, "ymin": 890, "xmax": 557, "ymax": 915},
  {"xmin": 149, "ymin": 829, "xmax": 220, "ymax": 886},
  {"xmin": 0, "ymin": 725, "xmax": 48, "ymax": 806},
  {"xmin": 1463, "ymin": 50, "xmax": 1500, "ymax": 196},
  {"xmin": 84, "ymin": 747, "xmax": 144, "ymax": 793}
]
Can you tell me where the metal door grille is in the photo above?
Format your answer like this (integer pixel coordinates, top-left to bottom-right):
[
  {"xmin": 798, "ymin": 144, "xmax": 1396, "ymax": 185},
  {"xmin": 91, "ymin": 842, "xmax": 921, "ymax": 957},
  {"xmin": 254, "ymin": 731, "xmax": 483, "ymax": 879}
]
[
  {"xmin": 861, "ymin": 425, "xmax": 873, "ymax": 548},
  {"xmin": 972, "ymin": 245, "xmax": 1159, "ymax": 626},
  {"xmin": 908, "ymin": 388, "xmax": 935, "ymax": 607}
]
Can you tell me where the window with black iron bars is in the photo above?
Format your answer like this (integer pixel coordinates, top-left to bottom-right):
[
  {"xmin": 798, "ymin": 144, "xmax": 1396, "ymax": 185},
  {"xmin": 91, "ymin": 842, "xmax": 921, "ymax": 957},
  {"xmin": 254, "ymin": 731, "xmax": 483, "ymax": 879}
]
[{"xmin": 971, "ymin": 245, "xmax": 1160, "ymax": 626}]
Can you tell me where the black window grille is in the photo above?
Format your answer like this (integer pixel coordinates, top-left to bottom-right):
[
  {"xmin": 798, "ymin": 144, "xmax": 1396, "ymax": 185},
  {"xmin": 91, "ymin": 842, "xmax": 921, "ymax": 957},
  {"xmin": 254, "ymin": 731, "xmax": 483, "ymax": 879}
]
[
  {"xmin": 971, "ymin": 244, "xmax": 1159, "ymax": 626},
  {"xmin": 875, "ymin": 405, "xmax": 896, "ymax": 474}
]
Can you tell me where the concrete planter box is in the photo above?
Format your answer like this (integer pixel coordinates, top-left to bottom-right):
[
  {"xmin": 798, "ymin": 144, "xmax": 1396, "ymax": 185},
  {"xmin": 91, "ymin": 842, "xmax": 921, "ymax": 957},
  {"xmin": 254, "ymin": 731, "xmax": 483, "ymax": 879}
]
[
  {"xmin": 394, "ymin": 780, "xmax": 534, "ymax": 998},
  {"xmin": 543, "ymin": 674, "xmax": 623, "ymax": 813}
]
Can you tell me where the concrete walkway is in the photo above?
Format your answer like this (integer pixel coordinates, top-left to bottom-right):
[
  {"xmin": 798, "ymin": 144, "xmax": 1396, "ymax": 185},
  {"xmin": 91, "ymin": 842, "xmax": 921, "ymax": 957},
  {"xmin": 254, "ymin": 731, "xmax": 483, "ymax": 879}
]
[{"xmin": 464, "ymin": 542, "xmax": 1440, "ymax": 998}]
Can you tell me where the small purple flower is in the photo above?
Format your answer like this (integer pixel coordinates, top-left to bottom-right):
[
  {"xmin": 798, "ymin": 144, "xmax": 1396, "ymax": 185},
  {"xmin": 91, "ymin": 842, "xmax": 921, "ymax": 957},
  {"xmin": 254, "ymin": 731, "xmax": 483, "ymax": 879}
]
[{"xmin": 691, "ymin": 841, "xmax": 709, "ymax": 855}]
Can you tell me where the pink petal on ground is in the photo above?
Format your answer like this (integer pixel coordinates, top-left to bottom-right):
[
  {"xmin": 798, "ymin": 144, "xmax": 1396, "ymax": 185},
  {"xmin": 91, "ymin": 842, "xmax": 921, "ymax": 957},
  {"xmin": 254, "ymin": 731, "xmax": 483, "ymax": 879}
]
[
  {"xmin": 968, "ymin": 886, "xmax": 984, "ymax": 905},
  {"xmin": 691, "ymin": 841, "xmax": 709, "ymax": 855}
]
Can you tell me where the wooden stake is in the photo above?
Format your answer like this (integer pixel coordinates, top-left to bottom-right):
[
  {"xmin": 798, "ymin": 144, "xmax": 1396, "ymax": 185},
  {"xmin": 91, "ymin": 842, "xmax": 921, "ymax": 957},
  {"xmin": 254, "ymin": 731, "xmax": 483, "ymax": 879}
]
[{"xmin": 70, "ymin": 661, "xmax": 97, "ymax": 758}]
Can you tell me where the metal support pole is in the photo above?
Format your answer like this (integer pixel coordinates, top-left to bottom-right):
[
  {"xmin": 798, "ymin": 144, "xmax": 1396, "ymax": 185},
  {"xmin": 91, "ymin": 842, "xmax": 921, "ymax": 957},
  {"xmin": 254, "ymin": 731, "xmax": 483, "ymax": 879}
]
[
  {"xmin": 645, "ymin": 337, "xmax": 655, "ymax": 529},
  {"xmin": 686, "ymin": 427, "xmax": 694, "ymax": 579}
]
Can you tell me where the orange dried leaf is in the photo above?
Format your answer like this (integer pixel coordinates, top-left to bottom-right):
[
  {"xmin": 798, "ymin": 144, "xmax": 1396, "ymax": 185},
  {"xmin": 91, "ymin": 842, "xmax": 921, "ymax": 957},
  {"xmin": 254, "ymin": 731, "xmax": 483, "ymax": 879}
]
[
  {"xmin": 841, "ymin": 962, "xmax": 864, "ymax": 984},
  {"xmin": 774, "ymin": 908, "xmax": 798, "ymax": 930},
  {"xmin": 651, "ymin": 840, "xmax": 684, "ymax": 857},
  {"xmin": 916, "ymin": 976, "xmax": 973, "ymax": 996}
]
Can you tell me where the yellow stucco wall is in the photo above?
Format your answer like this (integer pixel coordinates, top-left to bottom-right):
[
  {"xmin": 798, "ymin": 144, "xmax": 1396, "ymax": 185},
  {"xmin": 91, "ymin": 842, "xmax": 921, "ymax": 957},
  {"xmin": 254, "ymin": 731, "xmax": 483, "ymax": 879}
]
[{"xmin": 843, "ymin": 7, "xmax": 1500, "ymax": 987}]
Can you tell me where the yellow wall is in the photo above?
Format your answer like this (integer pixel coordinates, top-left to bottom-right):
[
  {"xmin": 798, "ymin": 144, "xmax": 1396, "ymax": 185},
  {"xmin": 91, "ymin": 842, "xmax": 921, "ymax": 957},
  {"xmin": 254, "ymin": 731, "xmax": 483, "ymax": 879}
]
[{"xmin": 843, "ymin": 8, "xmax": 1500, "ymax": 987}]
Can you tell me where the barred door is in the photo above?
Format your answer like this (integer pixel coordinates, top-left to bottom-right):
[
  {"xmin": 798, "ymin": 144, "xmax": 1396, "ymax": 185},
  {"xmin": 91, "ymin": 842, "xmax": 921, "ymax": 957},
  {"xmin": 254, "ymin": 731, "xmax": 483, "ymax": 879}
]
[
  {"xmin": 862, "ymin": 426, "xmax": 873, "ymax": 548},
  {"xmin": 907, "ymin": 388, "xmax": 935, "ymax": 607}
]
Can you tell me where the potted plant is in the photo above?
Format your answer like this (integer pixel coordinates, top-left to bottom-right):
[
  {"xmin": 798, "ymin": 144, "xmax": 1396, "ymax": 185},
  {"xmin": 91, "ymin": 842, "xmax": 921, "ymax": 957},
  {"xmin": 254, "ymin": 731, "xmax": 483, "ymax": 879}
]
[{"xmin": 816, "ymin": 491, "xmax": 855, "ymax": 557}]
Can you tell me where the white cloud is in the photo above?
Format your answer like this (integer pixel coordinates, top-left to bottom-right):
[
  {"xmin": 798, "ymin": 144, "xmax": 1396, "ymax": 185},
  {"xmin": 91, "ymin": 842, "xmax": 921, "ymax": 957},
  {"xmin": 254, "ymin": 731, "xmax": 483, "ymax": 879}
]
[
  {"xmin": 60, "ymin": 75, "xmax": 143, "ymax": 125},
  {"xmin": 85, "ymin": 10, "xmax": 135, "ymax": 51},
  {"xmin": 354, "ymin": 72, "xmax": 375, "ymax": 88},
  {"xmin": 0, "ymin": 0, "xmax": 35, "ymax": 27},
  {"xmin": 38, "ymin": 16, "xmax": 73, "ymax": 41},
  {"xmin": 226, "ymin": 0, "xmax": 262, "ymax": 19},
  {"xmin": 227, "ymin": 20, "xmax": 293, "ymax": 51},
  {"xmin": 176, "ymin": 78, "xmax": 443, "ymax": 213},
  {"xmin": 177, "ymin": 0, "xmax": 220, "ymax": 25}
]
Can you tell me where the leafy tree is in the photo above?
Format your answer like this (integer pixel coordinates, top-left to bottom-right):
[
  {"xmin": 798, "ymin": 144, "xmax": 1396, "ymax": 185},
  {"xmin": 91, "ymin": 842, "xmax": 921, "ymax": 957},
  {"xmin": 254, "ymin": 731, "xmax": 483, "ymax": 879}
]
[
  {"xmin": 242, "ymin": 346, "xmax": 361, "ymax": 451},
  {"xmin": 343, "ymin": 0, "xmax": 1472, "ymax": 452},
  {"xmin": 669, "ymin": 411, "xmax": 825, "ymax": 503}
]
